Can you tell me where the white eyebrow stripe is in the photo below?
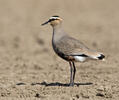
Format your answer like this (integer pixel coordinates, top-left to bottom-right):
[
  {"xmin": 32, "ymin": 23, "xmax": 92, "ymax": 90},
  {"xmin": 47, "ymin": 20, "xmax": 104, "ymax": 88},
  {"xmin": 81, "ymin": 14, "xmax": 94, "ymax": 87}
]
[{"xmin": 50, "ymin": 17, "xmax": 59, "ymax": 19}]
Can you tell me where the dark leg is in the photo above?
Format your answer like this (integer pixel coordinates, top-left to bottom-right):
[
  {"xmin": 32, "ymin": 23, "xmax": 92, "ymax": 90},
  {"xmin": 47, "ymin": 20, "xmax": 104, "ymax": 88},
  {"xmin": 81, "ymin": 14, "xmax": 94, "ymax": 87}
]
[
  {"xmin": 69, "ymin": 62, "xmax": 74, "ymax": 86},
  {"xmin": 72, "ymin": 62, "xmax": 76, "ymax": 82}
]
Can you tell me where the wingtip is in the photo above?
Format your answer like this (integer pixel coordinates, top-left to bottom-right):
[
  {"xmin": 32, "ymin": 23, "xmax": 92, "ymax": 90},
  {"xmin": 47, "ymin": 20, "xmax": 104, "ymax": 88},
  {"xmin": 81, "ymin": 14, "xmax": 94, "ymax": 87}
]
[{"xmin": 98, "ymin": 54, "xmax": 105, "ymax": 60}]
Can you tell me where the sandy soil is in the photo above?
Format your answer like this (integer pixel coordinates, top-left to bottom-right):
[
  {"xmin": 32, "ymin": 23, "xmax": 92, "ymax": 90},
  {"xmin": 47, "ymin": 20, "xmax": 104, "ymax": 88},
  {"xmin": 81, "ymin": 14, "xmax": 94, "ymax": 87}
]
[{"xmin": 0, "ymin": 0, "xmax": 119, "ymax": 100}]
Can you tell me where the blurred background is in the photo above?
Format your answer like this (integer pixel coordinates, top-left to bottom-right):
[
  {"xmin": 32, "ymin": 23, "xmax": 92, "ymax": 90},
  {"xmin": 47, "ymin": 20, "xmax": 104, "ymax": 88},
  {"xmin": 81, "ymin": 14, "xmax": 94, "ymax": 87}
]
[{"xmin": 0, "ymin": 0, "xmax": 119, "ymax": 99}]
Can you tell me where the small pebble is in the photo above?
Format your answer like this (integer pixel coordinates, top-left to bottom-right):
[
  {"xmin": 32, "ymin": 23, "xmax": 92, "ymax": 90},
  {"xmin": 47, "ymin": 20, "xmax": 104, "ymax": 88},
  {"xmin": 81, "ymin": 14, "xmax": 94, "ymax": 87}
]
[
  {"xmin": 96, "ymin": 93, "xmax": 105, "ymax": 97},
  {"xmin": 35, "ymin": 93, "xmax": 40, "ymax": 98},
  {"xmin": 97, "ymin": 86, "xmax": 104, "ymax": 91}
]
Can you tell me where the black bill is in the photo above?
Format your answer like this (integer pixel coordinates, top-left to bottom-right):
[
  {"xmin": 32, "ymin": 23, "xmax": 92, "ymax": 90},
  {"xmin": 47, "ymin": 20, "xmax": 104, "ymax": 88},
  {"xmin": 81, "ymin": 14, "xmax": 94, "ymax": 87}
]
[{"xmin": 41, "ymin": 20, "xmax": 50, "ymax": 26}]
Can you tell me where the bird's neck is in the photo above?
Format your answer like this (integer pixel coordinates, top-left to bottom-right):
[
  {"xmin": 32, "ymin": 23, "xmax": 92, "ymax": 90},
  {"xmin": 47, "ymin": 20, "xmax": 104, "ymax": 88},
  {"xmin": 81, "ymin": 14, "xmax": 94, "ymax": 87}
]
[{"xmin": 52, "ymin": 24, "xmax": 67, "ymax": 43}]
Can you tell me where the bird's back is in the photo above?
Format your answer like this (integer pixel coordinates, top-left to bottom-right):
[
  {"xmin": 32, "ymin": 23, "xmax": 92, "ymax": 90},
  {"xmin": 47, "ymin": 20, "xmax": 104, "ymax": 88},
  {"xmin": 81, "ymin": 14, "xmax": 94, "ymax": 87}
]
[
  {"xmin": 53, "ymin": 35, "xmax": 104, "ymax": 61},
  {"xmin": 53, "ymin": 35, "xmax": 88, "ymax": 55}
]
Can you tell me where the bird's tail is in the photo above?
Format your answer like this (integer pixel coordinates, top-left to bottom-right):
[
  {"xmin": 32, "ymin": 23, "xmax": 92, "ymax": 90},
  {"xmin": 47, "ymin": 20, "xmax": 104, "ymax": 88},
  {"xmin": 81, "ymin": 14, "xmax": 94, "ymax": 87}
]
[
  {"xmin": 90, "ymin": 53, "xmax": 105, "ymax": 61},
  {"xmin": 85, "ymin": 50, "xmax": 105, "ymax": 61},
  {"xmin": 97, "ymin": 54, "xmax": 105, "ymax": 60}
]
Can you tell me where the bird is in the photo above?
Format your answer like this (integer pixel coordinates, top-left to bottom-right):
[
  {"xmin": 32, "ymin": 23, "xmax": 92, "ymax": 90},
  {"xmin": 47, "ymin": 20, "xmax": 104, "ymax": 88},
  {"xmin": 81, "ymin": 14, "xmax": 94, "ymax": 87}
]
[{"xmin": 41, "ymin": 15, "xmax": 105, "ymax": 86}]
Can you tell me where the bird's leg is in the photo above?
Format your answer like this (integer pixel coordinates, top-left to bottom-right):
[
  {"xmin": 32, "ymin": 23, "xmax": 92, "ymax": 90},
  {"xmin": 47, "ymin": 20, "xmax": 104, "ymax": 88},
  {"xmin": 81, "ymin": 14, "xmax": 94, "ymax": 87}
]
[
  {"xmin": 72, "ymin": 62, "xmax": 76, "ymax": 82},
  {"xmin": 69, "ymin": 62, "xmax": 74, "ymax": 86}
]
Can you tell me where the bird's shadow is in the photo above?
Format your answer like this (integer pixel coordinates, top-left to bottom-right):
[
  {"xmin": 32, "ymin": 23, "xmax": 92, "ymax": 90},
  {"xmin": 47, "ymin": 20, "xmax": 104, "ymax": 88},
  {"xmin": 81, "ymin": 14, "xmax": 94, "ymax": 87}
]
[{"xmin": 31, "ymin": 81, "xmax": 93, "ymax": 87}]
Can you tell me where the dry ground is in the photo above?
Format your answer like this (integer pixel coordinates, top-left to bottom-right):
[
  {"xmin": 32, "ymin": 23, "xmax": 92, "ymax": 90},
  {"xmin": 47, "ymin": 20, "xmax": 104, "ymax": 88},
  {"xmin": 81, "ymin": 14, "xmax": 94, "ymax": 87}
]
[{"xmin": 0, "ymin": 0, "xmax": 119, "ymax": 100}]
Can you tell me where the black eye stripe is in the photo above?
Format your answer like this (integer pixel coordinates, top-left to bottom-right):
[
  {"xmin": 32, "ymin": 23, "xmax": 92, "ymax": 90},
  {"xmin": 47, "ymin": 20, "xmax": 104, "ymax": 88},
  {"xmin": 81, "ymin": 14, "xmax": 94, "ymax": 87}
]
[{"xmin": 49, "ymin": 18, "xmax": 59, "ymax": 22}]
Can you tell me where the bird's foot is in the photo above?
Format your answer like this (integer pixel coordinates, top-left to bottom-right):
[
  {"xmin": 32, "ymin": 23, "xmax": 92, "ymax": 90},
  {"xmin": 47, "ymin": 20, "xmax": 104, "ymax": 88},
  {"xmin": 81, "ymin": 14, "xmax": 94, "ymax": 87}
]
[{"xmin": 69, "ymin": 82, "xmax": 74, "ymax": 87}]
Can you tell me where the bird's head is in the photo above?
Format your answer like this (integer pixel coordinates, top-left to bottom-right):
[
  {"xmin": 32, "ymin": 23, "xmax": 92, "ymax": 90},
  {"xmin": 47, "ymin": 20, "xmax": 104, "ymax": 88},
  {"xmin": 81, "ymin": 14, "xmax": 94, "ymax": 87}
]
[{"xmin": 41, "ymin": 16, "xmax": 63, "ymax": 27}]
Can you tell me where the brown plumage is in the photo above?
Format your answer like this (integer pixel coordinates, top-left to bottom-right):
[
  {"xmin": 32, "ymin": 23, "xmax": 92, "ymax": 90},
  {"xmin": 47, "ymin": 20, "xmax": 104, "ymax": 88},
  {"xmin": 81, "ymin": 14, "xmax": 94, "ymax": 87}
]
[{"xmin": 41, "ymin": 16, "xmax": 105, "ymax": 86}]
